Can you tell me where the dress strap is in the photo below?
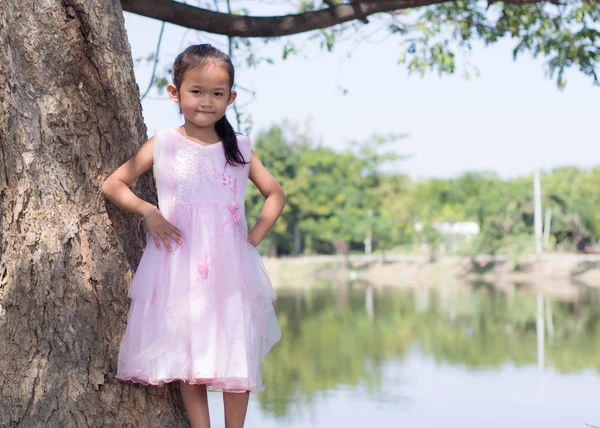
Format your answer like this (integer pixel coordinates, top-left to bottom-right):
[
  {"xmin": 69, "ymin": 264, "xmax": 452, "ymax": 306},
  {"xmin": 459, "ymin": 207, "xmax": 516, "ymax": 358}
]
[
  {"xmin": 151, "ymin": 129, "xmax": 173, "ymax": 220},
  {"xmin": 152, "ymin": 129, "xmax": 165, "ymax": 166},
  {"xmin": 236, "ymin": 134, "xmax": 252, "ymax": 166}
]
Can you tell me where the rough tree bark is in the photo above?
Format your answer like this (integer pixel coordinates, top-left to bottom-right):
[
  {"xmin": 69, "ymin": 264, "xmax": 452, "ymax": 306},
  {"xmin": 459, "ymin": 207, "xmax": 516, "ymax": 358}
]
[{"xmin": 0, "ymin": 0, "xmax": 188, "ymax": 426}]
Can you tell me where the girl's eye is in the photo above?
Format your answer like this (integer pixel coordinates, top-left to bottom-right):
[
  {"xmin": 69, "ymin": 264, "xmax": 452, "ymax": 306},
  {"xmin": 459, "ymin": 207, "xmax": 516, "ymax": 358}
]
[
  {"xmin": 215, "ymin": 92, "xmax": 224, "ymax": 97},
  {"xmin": 191, "ymin": 90, "xmax": 201, "ymax": 94}
]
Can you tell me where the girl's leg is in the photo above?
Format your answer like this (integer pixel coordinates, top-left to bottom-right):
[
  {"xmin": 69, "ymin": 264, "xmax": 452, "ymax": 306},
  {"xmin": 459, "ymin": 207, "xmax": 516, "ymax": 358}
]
[
  {"xmin": 179, "ymin": 381, "xmax": 211, "ymax": 428},
  {"xmin": 223, "ymin": 391, "xmax": 250, "ymax": 428}
]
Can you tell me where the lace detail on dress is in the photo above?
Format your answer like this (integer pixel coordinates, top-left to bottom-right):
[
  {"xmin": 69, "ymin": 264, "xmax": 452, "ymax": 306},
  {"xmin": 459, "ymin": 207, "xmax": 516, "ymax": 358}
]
[
  {"xmin": 172, "ymin": 145, "xmax": 219, "ymax": 205},
  {"xmin": 170, "ymin": 136, "xmax": 239, "ymax": 205}
]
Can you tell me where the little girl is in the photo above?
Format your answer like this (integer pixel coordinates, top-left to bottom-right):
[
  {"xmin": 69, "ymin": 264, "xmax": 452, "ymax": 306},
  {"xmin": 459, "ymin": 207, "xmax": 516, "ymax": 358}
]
[{"xmin": 101, "ymin": 44, "xmax": 285, "ymax": 428}]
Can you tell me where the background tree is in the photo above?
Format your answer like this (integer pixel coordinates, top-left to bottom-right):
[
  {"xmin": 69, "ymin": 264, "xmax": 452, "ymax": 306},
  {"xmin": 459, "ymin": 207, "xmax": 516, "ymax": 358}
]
[
  {"xmin": 246, "ymin": 125, "xmax": 303, "ymax": 256},
  {"xmin": 544, "ymin": 167, "xmax": 600, "ymax": 252},
  {"xmin": 247, "ymin": 124, "xmax": 600, "ymax": 256}
]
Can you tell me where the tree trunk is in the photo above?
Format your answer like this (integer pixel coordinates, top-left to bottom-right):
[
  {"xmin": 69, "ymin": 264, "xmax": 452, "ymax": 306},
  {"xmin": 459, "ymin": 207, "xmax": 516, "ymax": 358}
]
[{"xmin": 0, "ymin": 1, "xmax": 188, "ymax": 426}]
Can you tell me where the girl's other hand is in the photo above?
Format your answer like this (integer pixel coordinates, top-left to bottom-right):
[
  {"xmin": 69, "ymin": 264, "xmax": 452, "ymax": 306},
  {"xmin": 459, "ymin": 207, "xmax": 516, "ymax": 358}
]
[
  {"xmin": 145, "ymin": 209, "xmax": 183, "ymax": 251},
  {"xmin": 247, "ymin": 233, "xmax": 260, "ymax": 248}
]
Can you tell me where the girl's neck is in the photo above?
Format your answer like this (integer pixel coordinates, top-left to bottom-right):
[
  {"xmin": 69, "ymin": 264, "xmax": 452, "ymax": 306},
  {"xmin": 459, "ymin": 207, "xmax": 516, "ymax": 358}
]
[{"xmin": 180, "ymin": 121, "xmax": 220, "ymax": 144}]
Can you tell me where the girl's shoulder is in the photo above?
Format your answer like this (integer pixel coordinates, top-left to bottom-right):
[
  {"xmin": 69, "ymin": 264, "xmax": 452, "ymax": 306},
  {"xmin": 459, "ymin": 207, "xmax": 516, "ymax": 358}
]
[
  {"xmin": 235, "ymin": 132, "xmax": 251, "ymax": 146},
  {"xmin": 148, "ymin": 129, "xmax": 168, "ymax": 152},
  {"xmin": 152, "ymin": 128, "xmax": 175, "ymax": 142},
  {"xmin": 235, "ymin": 132, "xmax": 252, "ymax": 160},
  {"xmin": 152, "ymin": 128, "xmax": 188, "ymax": 153}
]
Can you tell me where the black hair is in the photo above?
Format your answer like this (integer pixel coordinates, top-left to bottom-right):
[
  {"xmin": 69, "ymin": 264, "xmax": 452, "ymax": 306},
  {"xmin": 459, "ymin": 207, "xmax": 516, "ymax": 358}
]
[{"xmin": 172, "ymin": 44, "xmax": 247, "ymax": 167}]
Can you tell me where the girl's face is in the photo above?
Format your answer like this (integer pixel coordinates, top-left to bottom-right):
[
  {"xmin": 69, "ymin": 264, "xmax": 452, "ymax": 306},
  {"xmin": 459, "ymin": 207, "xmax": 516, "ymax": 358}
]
[{"xmin": 167, "ymin": 62, "xmax": 236, "ymax": 129}]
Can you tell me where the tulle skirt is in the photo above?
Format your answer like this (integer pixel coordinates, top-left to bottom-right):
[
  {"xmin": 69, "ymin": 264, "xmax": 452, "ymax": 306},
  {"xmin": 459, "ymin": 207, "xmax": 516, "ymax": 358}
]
[{"xmin": 115, "ymin": 202, "xmax": 281, "ymax": 393}]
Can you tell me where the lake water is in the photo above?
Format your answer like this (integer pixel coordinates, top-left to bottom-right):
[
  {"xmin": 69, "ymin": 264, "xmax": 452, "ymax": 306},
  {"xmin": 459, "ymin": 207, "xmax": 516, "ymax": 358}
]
[{"xmin": 208, "ymin": 282, "xmax": 600, "ymax": 427}]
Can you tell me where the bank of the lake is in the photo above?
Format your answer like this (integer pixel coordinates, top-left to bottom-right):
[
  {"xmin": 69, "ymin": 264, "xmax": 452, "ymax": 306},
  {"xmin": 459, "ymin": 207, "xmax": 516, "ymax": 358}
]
[{"xmin": 262, "ymin": 253, "xmax": 600, "ymax": 294}]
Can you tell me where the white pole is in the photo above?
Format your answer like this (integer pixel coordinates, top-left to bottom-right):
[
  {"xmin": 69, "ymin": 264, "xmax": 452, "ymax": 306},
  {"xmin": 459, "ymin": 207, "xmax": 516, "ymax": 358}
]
[
  {"xmin": 534, "ymin": 169, "xmax": 543, "ymax": 255},
  {"xmin": 537, "ymin": 292, "xmax": 545, "ymax": 383},
  {"xmin": 534, "ymin": 171, "xmax": 545, "ymax": 385},
  {"xmin": 543, "ymin": 208, "xmax": 552, "ymax": 250},
  {"xmin": 364, "ymin": 209, "xmax": 373, "ymax": 256}
]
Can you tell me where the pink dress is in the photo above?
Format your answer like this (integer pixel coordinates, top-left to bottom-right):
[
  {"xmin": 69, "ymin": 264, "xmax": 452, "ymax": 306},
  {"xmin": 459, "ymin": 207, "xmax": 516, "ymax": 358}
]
[{"xmin": 115, "ymin": 129, "xmax": 281, "ymax": 393}]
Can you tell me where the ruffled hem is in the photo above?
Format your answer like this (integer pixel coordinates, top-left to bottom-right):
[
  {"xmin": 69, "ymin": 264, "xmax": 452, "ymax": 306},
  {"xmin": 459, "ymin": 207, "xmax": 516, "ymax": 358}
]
[{"xmin": 115, "ymin": 373, "xmax": 264, "ymax": 393}]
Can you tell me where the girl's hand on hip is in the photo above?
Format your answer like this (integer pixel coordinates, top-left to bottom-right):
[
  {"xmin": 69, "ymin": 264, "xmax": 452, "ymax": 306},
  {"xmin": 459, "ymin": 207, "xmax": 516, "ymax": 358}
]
[
  {"xmin": 145, "ymin": 209, "xmax": 182, "ymax": 251},
  {"xmin": 247, "ymin": 233, "xmax": 260, "ymax": 247}
]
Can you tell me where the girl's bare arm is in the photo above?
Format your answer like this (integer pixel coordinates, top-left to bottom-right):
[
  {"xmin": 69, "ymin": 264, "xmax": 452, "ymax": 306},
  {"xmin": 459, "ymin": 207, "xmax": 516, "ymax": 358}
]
[
  {"xmin": 101, "ymin": 137, "xmax": 156, "ymax": 217},
  {"xmin": 101, "ymin": 137, "xmax": 182, "ymax": 251},
  {"xmin": 248, "ymin": 150, "xmax": 286, "ymax": 246}
]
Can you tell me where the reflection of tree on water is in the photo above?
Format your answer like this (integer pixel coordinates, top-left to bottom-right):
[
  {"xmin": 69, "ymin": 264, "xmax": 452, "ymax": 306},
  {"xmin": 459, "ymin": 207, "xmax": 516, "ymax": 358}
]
[
  {"xmin": 536, "ymin": 294, "xmax": 556, "ymax": 385},
  {"xmin": 258, "ymin": 283, "xmax": 600, "ymax": 419},
  {"xmin": 546, "ymin": 296, "xmax": 555, "ymax": 344},
  {"xmin": 537, "ymin": 292, "xmax": 545, "ymax": 384},
  {"xmin": 365, "ymin": 285, "xmax": 374, "ymax": 320}
]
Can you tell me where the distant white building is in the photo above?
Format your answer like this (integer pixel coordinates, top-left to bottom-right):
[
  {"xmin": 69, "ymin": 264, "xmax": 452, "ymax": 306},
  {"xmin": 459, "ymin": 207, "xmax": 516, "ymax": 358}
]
[
  {"xmin": 433, "ymin": 221, "xmax": 480, "ymax": 239},
  {"xmin": 415, "ymin": 221, "xmax": 480, "ymax": 236}
]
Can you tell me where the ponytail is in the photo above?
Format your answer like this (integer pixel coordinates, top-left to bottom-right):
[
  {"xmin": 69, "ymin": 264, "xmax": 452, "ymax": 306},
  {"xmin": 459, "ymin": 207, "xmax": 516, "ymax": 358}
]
[{"xmin": 215, "ymin": 115, "xmax": 248, "ymax": 167}]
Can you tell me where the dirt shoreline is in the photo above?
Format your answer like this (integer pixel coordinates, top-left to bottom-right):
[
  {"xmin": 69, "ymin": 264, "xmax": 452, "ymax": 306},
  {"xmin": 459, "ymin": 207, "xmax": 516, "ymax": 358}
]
[{"xmin": 262, "ymin": 253, "xmax": 600, "ymax": 295}]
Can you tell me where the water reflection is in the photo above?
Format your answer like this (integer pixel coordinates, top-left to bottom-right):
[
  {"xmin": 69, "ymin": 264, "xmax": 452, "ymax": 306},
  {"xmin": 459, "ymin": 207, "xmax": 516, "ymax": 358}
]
[{"xmin": 247, "ymin": 281, "xmax": 600, "ymax": 426}]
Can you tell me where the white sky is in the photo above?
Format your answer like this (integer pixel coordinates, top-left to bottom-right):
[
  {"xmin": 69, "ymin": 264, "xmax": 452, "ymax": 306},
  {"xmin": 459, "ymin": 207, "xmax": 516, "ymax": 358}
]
[{"xmin": 123, "ymin": 8, "xmax": 600, "ymax": 180}]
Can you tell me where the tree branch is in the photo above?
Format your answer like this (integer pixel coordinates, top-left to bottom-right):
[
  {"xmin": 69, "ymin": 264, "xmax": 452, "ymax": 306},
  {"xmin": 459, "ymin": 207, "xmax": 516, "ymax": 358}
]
[{"xmin": 120, "ymin": 0, "xmax": 462, "ymax": 38}]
